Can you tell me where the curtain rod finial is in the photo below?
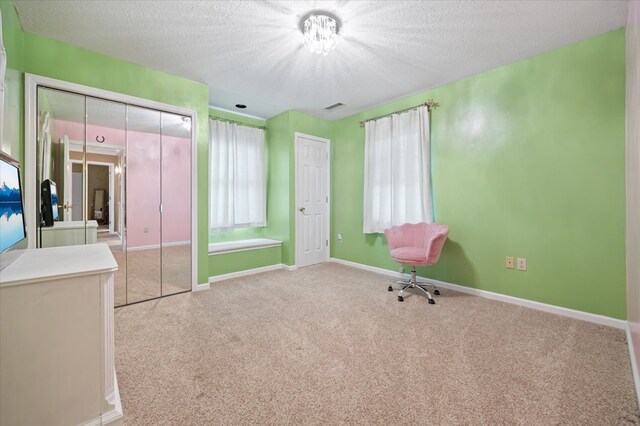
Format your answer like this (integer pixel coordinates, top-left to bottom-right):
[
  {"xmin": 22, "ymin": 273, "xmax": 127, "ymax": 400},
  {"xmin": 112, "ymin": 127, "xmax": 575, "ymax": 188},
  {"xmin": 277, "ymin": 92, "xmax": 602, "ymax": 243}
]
[{"xmin": 425, "ymin": 99, "xmax": 439, "ymax": 111}]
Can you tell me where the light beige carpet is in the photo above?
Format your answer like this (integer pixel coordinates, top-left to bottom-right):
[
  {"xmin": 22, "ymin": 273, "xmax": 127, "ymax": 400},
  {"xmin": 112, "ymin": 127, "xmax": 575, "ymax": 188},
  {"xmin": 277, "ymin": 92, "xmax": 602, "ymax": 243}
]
[
  {"xmin": 114, "ymin": 263, "xmax": 640, "ymax": 425},
  {"xmin": 112, "ymin": 245, "xmax": 191, "ymax": 306}
]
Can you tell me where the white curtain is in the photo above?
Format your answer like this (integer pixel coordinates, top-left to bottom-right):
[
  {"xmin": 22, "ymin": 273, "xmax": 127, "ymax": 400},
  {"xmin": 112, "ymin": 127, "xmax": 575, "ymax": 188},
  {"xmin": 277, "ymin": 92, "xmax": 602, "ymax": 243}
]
[
  {"xmin": 209, "ymin": 120, "xmax": 266, "ymax": 230},
  {"xmin": 363, "ymin": 106, "xmax": 432, "ymax": 233}
]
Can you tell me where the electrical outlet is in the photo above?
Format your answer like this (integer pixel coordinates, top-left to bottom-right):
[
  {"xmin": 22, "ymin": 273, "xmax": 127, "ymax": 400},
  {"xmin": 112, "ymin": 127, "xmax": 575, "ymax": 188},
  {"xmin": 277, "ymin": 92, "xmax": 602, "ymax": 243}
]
[
  {"xmin": 337, "ymin": 233, "xmax": 343, "ymax": 242},
  {"xmin": 505, "ymin": 256, "xmax": 515, "ymax": 269},
  {"xmin": 144, "ymin": 227, "xmax": 149, "ymax": 233},
  {"xmin": 517, "ymin": 258, "xmax": 527, "ymax": 271},
  {"xmin": 399, "ymin": 267, "xmax": 404, "ymax": 273}
]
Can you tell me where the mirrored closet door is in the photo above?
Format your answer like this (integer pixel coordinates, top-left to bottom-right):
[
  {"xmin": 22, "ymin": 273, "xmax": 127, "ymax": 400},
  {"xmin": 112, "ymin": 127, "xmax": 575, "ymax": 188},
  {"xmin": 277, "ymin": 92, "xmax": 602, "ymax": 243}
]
[
  {"xmin": 160, "ymin": 112, "xmax": 192, "ymax": 296},
  {"xmin": 34, "ymin": 86, "xmax": 192, "ymax": 307},
  {"xmin": 125, "ymin": 105, "xmax": 162, "ymax": 304},
  {"xmin": 86, "ymin": 96, "xmax": 127, "ymax": 305}
]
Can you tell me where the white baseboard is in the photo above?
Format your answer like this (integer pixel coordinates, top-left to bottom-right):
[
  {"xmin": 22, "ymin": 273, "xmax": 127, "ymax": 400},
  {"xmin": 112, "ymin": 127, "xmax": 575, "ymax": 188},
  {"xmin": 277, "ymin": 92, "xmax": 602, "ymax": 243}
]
[
  {"xmin": 209, "ymin": 263, "xmax": 288, "ymax": 283},
  {"xmin": 79, "ymin": 370, "xmax": 123, "ymax": 426},
  {"xmin": 126, "ymin": 241, "xmax": 191, "ymax": 252},
  {"xmin": 193, "ymin": 282, "xmax": 210, "ymax": 292},
  {"xmin": 102, "ymin": 370, "xmax": 123, "ymax": 425},
  {"xmin": 329, "ymin": 257, "xmax": 626, "ymax": 330},
  {"xmin": 330, "ymin": 257, "xmax": 404, "ymax": 278},
  {"xmin": 282, "ymin": 264, "xmax": 298, "ymax": 271},
  {"xmin": 627, "ymin": 323, "xmax": 640, "ymax": 408}
]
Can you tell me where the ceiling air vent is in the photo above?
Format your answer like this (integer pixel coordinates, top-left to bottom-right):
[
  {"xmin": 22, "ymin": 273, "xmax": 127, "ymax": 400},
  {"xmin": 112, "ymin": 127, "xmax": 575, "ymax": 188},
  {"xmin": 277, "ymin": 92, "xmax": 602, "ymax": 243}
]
[{"xmin": 324, "ymin": 102, "xmax": 344, "ymax": 110}]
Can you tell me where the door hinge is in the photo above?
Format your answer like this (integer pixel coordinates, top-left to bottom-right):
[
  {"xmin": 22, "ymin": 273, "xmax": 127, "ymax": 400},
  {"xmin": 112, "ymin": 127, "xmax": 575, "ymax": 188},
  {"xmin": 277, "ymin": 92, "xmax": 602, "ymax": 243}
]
[
  {"xmin": 159, "ymin": 203, "xmax": 163, "ymax": 213},
  {"xmin": 326, "ymin": 153, "xmax": 329, "ymax": 160},
  {"xmin": 326, "ymin": 196, "xmax": 328, "ymax": 202},
  {"xmin": 326, "ymin": 239, "xmax": 328, "ymax": 246}
]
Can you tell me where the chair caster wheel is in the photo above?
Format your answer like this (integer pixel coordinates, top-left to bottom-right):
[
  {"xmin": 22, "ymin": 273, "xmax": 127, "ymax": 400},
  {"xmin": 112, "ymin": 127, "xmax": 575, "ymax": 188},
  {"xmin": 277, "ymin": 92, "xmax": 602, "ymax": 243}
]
[
  {"xmin": 397, "ymin": 296, "xmax": 404, "ymax": 302},
  {"xmin": 428, "ymin": 299, "xmax": 435, "ymax": 305},
  {"xmin": 388, "ymin": 286, "xmax": 393, "ymax": 292},
  {"xmin": 434, "ymin": 290, "xmax": 440, "ymax": 295}
]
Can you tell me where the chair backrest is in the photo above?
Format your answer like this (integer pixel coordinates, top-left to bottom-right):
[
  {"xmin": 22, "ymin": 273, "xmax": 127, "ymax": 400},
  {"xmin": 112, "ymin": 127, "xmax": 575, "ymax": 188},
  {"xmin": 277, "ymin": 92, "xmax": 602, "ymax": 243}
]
[{"xmin": 384, "ymin": 223, "xmax": 449, "ymax": 264}]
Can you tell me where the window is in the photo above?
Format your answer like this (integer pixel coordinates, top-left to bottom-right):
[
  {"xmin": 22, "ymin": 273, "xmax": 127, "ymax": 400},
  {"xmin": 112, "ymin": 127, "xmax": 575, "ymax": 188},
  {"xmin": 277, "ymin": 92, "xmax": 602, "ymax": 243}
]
[
  {"xmin": 209, "ymin": 119, "xmax": 266, "ymax": 230},
  {"xmin": 363, "ymin": 106, "xmax": 432, "ymax": 233}
]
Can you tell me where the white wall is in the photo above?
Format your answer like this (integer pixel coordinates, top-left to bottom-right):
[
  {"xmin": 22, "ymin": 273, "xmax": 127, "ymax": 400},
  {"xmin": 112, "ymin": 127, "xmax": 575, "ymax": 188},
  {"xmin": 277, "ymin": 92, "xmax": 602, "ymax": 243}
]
[{"xmin": 626, "ymin": 0, "xmax": 640, "ymax": 372}]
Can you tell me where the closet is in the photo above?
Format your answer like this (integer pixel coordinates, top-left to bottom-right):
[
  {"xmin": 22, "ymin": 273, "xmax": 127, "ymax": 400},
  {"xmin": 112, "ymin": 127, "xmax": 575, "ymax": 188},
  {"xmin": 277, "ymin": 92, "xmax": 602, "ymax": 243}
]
[{"xmin": 35, "ymin": 86, "xmax": 192, "ymax": 306}]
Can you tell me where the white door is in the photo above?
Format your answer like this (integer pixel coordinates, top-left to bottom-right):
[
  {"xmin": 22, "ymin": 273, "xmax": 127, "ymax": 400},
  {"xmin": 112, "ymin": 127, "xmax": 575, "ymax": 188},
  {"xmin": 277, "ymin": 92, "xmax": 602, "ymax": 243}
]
[{"xmin": 295, "ymin": 133, "xmax": 329, "ymax": 267}]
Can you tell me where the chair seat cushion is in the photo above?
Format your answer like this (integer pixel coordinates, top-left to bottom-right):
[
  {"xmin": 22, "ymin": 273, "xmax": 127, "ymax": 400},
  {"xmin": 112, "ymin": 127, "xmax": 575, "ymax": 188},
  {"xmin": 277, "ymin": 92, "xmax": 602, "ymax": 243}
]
[{"xmin": 390, "ymin": 247, "xmax": 428, "ymax": 263}]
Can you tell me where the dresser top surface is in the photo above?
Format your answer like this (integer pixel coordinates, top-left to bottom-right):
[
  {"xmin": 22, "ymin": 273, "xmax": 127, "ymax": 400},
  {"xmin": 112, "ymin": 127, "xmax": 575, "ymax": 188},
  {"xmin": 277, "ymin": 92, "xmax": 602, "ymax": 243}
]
[{"xmin": 0, "ymin": 244, "xmax": 118, "ymax": 287}]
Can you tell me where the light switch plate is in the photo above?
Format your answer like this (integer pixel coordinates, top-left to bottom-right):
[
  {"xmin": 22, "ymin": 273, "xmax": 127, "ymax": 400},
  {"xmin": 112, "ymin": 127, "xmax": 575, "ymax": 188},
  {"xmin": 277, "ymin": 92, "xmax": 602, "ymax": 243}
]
[{"xmin": 517, "ymin": 258, "xmax": 527, "ymax": 271}]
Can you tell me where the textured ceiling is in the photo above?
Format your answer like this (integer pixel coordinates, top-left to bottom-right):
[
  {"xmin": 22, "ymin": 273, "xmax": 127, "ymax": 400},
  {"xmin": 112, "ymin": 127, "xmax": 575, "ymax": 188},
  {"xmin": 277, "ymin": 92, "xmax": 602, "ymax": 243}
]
[{"xmin": 15, "ymin": 0, "xmax": 628, "ymax": 120}]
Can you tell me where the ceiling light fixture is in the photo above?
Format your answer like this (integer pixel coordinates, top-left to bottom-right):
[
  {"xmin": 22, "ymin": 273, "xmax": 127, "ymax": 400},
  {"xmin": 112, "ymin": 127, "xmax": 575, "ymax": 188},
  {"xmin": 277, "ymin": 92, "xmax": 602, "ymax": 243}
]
[{"xmin": 299, "ymin": 11, "xmax": 341, "ymax": 56}]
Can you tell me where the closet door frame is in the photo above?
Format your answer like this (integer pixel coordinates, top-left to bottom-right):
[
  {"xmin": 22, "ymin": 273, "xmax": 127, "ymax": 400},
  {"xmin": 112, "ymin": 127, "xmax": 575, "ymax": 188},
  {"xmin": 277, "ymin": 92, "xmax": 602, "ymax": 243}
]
[{"xmin": 24, "ymin": 73, "xmax": 199, "ymax": 291}]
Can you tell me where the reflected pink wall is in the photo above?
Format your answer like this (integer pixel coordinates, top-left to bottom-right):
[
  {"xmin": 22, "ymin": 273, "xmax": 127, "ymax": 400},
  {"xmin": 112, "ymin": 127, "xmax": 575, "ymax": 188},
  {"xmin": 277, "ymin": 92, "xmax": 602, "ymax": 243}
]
[
  {"xmin": 51, "ymin": 119, "xmax": 190, "ymax": 248},
  {"xmin": 126, "ymin": 131, "xmax": 161, "ymax": 248},
  {"xmin": 54, "ymin": 120, "xmax": 125, "ymax": 146},
  {"xmin": 162, "ymin": 135, "xmax": 191, "ymax": 246}
]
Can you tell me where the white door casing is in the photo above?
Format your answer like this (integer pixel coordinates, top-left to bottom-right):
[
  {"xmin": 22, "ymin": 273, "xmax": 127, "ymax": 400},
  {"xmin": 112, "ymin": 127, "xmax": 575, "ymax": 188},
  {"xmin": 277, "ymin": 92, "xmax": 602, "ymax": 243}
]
[
  {"xmin": 295, "ymin": 132, "xmax": 330, "ymax": 268},
  {"xmin": 61, "ymin": 136, "xmax": 71, "ymax": 221},
  {"xmin": 87, "ymin": 162, "xmax": 115, "ymax": 233},
  {"xmin": 108, "ymin": 164, "xmax": 114, "ymax": 234},
  {"xmin": 71, "ymin": 171, "xmax": 83, "ymax": 221}
]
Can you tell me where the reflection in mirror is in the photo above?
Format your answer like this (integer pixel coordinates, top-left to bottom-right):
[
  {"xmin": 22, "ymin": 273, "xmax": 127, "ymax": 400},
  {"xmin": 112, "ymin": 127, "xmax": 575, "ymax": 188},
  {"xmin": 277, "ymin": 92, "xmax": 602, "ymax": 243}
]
[
  {"xmin": 126, "ymin": 105, "xmax": 162, "ymax": 304},
  {"xmin": 36, "ymin": 87, "xmax": 86, "ymax": 248},
  {"xmin": 161, "ymin": 112, "xmax": 192, "ymax": 295},
  {"xmin": 85, "ymin": 96, "xmax": 127, "ymax": 306}
]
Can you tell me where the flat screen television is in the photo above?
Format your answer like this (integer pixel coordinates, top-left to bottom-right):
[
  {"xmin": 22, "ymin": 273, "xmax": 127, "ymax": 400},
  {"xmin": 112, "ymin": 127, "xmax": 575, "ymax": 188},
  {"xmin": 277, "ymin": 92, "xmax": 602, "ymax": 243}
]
[
  {"xmin": 41, "ymin": 179, "xmax": 58, "ymax": 226},
  {"xmin": 0, "ymin": 151, "xmax": 27, "ymax": 271}
]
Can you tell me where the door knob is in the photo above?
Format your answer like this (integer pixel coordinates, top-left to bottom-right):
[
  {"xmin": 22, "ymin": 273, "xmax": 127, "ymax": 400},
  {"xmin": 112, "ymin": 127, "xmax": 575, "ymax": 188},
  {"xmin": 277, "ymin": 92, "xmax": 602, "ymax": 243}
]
[{"xmin": 299, "ymin": 207, "xmax": 305, "ymax": 213}]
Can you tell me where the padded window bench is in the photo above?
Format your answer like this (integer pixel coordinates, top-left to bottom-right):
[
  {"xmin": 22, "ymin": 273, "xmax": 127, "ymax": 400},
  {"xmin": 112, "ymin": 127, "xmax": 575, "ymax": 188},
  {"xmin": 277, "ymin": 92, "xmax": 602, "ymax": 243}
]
[{"xmin": 208, "ymin": 238, "xmax": 282, "ymax": 255}]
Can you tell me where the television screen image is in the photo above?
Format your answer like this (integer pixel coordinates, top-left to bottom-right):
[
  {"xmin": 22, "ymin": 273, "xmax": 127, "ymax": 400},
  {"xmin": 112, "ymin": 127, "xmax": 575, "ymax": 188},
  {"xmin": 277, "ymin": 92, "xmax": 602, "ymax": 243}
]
[
  {"xmin": 50, "ymin": 182, "xmax": 58, "ymax": 221},
  {"xmin": 0, "ymin": 157, "xmax": 27, "ymax": 252}
]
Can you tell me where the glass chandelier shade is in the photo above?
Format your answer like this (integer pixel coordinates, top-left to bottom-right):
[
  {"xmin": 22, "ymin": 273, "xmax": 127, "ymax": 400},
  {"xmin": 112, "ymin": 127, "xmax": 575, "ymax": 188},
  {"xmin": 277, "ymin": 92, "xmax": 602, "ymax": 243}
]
[{"xmin": 302, "ymin": 13, "xmax": 340, "ymax": 56}]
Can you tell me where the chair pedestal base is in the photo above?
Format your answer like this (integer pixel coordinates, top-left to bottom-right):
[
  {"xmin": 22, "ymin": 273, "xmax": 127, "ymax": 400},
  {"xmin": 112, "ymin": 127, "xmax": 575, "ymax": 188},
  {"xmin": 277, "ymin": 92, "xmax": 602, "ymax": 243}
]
[{"xmin": 388, "ymin": 267, "xmax": 439, "ymax": 304}]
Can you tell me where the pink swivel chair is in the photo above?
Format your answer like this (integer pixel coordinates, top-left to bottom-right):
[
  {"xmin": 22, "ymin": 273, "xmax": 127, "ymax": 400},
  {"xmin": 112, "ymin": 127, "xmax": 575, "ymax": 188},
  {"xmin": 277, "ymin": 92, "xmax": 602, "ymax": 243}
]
[{"xmin": 384, "ymin": 223, "xmax": 449, "ymax": 304}]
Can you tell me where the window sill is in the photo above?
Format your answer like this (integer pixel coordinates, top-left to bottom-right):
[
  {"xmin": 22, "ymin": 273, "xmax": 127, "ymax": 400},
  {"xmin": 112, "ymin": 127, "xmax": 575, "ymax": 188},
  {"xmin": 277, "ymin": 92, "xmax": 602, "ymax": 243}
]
[{"xmin": 208, "ymin": 238, "xmax": 282, "ymax": 255}]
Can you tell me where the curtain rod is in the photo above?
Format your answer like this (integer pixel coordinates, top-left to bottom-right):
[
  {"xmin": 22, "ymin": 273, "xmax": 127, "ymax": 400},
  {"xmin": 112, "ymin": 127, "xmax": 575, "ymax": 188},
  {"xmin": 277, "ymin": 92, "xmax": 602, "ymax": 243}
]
[
  {"xmin": 209, "ymin": 116, "xmax": 266, "ymax": 130},
  {"xmin": 359, "ymin": 99, "xmax": 439, "ymax": 128}
]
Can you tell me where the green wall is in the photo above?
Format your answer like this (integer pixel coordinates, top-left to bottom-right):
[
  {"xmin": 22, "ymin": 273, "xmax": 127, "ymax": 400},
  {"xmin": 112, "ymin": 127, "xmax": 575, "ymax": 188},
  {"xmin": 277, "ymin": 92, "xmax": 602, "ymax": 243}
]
[
  {"xmin": 264, "ymin": 111, "xmax": 291, "ymax": 263},
  {"xmin": 331, "ymin": 29, "xmax": 626, "ymax": 319},
  {"xmin": 1, "ymin": 0, "xmax": 210, "ymax": 286}
]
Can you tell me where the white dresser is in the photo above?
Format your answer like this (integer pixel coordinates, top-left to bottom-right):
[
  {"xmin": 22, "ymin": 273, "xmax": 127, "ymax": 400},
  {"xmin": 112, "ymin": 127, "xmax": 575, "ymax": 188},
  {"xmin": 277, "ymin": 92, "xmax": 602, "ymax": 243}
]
[
  {"xmin": 40, "ymin": 220, "xmax": 99, "ymax": 248},
  {"xmin": 0, "ymin": 244, "xmax": 123, "ymax": 425}
]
